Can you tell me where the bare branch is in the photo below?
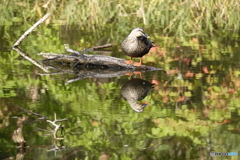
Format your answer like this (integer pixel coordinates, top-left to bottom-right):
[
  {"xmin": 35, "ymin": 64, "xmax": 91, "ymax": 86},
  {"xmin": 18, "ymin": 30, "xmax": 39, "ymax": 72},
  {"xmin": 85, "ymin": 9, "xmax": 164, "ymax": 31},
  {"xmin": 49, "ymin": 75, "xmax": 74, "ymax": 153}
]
[
  {"xmin": 16, "ymin": 105, "xmax": 48, "ymax": 120},
  {"xmin": 64, "ymin": 44, "xmax": 85, "ymax": 56},
  {"xmin": 13, "ymin": 13, "xmax": 50, "ymax": 47},
  {"xmin": 12, "ymin": 13, "xmax": 51, "ymax": 73},
  {"xmin": 83, "ymin": 43, "xmax": 113, "ymax": 51}
]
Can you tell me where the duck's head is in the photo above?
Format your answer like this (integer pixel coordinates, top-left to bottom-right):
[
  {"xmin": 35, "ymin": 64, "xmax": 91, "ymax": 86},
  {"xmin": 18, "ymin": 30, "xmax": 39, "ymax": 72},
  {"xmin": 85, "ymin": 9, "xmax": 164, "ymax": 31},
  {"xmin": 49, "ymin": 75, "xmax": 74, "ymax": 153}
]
[
  {"xmin": 129, "ymin": 27, "xmax": 149, "ymax": 38},
  {"xmin": 129, "ymin": 103, "xmax": 148, "ymax": 113}
]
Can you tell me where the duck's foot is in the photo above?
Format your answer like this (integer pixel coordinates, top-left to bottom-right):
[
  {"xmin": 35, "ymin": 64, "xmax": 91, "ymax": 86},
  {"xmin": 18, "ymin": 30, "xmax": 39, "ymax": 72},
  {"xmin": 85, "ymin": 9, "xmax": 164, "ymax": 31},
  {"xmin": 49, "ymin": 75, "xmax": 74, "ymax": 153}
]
[
  {"xmin": 133, "ymin": 62, "xmax": 142, "ymax": 66},
  {"xmin": 124, "ymin": 60, "xmax": 134, "ymax": 64},
  {"xmin": 124, "ymin": 72, "xmax": 134, "ymax": 76}
]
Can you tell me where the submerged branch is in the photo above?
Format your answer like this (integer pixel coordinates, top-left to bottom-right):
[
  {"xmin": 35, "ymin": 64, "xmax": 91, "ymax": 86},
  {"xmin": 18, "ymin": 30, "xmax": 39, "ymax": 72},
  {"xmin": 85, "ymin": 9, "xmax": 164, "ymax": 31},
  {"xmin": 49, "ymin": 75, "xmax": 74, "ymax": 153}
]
[
  {"xmin": 16, "ymin": 106, "xmax": 67, "ymax": 140},
  {"xmin": 47, "ymin": 113, "xmax": 67, "ymax": 139},
  {"xmin": 17, "ymin": 105, "xmax": 48, "ymax": 120},
  {"xmin": 14, "ymin": 48, "xmax": 49, "ymax": 73}
]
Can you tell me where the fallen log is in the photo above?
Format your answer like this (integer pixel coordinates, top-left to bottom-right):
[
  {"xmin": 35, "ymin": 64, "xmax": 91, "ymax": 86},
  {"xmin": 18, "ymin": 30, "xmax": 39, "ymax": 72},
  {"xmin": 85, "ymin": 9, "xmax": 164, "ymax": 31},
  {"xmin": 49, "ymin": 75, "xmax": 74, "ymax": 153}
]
[{"xmin": 39, "ymin": 44, "xmax": 159, "ymax": 71}]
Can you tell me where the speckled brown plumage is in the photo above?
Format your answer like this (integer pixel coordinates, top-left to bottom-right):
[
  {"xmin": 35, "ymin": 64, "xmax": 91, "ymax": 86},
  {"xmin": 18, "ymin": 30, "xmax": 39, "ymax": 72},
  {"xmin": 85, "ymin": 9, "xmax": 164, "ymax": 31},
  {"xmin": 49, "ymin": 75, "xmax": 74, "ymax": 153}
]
[{"xmin": 121, "ymin": 27, "xmax": 153, "ymax": 66}]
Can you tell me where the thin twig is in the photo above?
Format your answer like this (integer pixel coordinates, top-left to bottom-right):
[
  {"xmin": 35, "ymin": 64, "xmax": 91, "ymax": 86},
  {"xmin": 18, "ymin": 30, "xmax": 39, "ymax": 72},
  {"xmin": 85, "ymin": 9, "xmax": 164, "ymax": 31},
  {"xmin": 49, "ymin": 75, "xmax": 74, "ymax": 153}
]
[
  {"xmin": 82, "ymin": 43, "xmax": 113, "ymax": 52},
  {"xmin": 13, "ymin": 13, "xmax": 50, "ymax": 47},
  {"xmin": 38, "ymin": 128, "xmax": 53, "ymax": 133},
  {"xmin": 12, "ymin": 13, "xmax": 51, "ymax": 73},
  {"xmin": 16, "ymin": 105, "xmax": 48, "ymax": 120},
  {"xmin": 88, "ymin": 50, "xmax": 112, "ymax": 54},
  {"xmin": 64, "ymin": 44, "xmax": 85, "ymax": 57},
  {"xmin": 91, "ymin": 43, "xmax": 113, "ymax": 50}
]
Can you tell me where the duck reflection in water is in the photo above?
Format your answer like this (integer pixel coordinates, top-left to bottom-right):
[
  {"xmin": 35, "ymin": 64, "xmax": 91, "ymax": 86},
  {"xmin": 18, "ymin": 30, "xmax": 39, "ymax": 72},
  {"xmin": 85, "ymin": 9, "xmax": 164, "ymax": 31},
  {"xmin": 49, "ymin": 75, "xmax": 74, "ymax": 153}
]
[{"xmin": 121, "ymin": 78, "xmax": 154, "ymax": 113}]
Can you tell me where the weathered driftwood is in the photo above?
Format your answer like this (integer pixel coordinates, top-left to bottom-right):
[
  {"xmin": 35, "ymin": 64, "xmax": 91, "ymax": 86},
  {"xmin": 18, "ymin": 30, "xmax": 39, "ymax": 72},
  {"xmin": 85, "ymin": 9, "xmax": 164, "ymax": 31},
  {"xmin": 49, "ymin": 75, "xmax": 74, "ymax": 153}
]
[
  {"xmin": 39, "ymin": 44, "xmax": 159, "ymax": 70},
  {"xmin": 12, "ymin": 13, "xmax": 160, "ymax": 82}
]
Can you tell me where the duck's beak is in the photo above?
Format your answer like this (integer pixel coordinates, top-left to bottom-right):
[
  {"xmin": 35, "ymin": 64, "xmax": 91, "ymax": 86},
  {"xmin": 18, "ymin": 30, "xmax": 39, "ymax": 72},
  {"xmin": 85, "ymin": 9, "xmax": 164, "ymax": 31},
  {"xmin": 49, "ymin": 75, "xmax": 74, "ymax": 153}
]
[{"xmin": 144, "ymin": 34, "xmax": 150, "ymax": 38}]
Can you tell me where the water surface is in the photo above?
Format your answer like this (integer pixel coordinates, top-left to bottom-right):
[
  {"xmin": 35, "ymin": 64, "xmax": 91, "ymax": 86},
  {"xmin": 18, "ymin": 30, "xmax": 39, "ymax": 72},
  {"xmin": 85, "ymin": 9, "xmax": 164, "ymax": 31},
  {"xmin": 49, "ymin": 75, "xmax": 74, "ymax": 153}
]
[{"xmin": 1, "ymin": 17, "xmax": 240, "ymax": 160}]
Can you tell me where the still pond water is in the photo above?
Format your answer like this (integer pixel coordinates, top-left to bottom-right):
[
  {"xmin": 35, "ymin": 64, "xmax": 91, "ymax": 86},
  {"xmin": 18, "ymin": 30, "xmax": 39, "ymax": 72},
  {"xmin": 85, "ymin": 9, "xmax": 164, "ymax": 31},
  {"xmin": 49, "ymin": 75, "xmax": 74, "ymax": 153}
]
[{"xmin": 1, "ymin": 20, "xmax": 240, "ymax": 160}]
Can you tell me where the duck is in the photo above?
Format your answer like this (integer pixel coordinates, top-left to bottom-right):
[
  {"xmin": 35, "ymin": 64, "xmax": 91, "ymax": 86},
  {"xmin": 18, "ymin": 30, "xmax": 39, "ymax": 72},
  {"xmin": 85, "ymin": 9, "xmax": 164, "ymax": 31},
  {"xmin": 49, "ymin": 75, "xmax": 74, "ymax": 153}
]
[
  {"xmin": 121, "ymin": 27, "xmax": 153, "ymax": 66},
  {"xmin": 121, "ymin": 78, "xmax": 154, "ymax": 112}
]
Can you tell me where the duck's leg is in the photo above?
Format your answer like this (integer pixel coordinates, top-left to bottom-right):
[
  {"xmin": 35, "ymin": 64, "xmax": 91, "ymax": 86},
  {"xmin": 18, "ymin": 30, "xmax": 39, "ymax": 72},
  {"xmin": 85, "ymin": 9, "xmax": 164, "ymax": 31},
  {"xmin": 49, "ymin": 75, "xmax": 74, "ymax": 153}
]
[
  {"xmin": 124, "ymin": 57, "xmax": 134, "ymax": 64},
  {"xmin": 133, "ymin": 57, "xmax": 142, "ymax": 66},
  {"xmin": 133, "ymin": 71, "xmax": 142, "ymax": 79}
]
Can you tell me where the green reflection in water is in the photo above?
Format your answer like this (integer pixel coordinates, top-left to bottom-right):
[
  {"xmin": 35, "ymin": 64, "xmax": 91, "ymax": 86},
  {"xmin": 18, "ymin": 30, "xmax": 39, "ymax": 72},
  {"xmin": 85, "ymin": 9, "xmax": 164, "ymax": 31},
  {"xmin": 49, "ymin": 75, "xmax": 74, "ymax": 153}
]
[{"xmin": 1, "ymin": 1, "xmax": 240, "ymax": 159}]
